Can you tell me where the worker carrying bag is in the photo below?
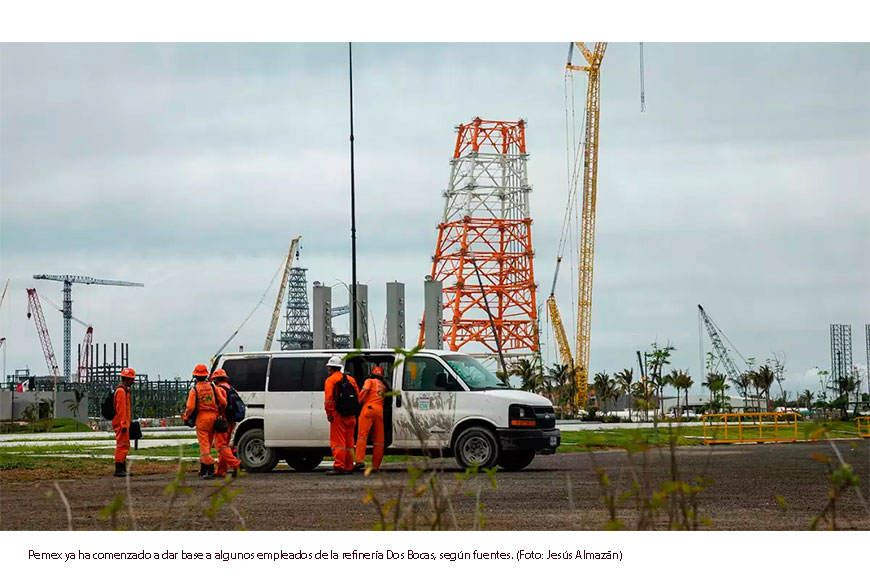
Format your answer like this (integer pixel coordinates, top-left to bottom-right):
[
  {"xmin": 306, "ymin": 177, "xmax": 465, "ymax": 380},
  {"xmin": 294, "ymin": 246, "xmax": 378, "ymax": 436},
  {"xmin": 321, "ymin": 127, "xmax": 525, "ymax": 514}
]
[
  {"xmin": 224, "ymin": 387, "xmax": 246, "ymax": 423},
  {"xmin": 184, "ymin": 386, "xmax": 198, "ymax": 428},
  {"xmin": 334, "ymin": 374, "xmax": 360, "ymax": 417},
  {"xmin": 101, "ymin": 390, "xmax": 117, "ymax": 420}
]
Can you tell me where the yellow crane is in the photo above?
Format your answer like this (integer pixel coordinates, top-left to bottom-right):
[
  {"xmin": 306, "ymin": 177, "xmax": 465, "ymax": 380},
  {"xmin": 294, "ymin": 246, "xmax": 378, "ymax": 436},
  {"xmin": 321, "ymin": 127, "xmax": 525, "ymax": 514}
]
[
  {"xmin": 548, "ymin": 42, "xmax": 606, "ymax": 409},
  {"xmin": 264, "ymin": 236, "xmax": 302, "ymax": 351}
]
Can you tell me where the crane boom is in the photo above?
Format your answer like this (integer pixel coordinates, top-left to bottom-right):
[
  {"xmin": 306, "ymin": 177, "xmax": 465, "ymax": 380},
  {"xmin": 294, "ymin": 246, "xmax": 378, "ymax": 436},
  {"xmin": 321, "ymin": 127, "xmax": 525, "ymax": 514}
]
[
  {"xmin": 567, "ymin": 42, "xmax": 607, "ymax": 408},
  {"xmin": 546, "ymin": 295, "xmax": 575, "ymax": 371},
  {"xmin": 26, "ymin": 288, "xmax": 60, "ymax": 379},
  {"xmin": 264, "ymin": 236, "xmax": 302, "ymax": 351},
  {"xmin": 698, "ymin": 304, "xmax": 743, "ymax": 387},
  {"xmin": 33, "ymin": 274, "xmax": 144, "ymax": 287}
]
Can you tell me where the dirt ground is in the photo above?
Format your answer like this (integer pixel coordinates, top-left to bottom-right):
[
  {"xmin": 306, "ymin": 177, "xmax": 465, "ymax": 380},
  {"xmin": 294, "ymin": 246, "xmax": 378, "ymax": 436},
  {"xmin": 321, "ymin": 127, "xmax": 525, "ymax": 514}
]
[{"xmin": 1, "ymin": 440, "xmax": 868, "ymax": 531}]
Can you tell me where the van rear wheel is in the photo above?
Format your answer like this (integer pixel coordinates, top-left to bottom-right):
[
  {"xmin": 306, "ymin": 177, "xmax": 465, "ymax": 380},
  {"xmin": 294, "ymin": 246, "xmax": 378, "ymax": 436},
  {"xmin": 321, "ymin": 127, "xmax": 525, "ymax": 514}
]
[
  {"xmin": 237, "ymin": 428, "xmax": 278, "ymax": 473},
  {"xmin": 285, "ymin": 454, "xmax": 324, "ymax": 472},
  {"xmin": 453, "ymin": 426, "xmax": 499, "ymax": 469}
]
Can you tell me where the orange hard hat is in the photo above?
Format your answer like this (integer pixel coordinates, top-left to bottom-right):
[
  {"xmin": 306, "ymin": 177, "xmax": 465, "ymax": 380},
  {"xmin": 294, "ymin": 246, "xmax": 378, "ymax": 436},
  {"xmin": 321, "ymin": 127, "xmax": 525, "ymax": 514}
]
[
  {"xmin": 192, "ymin": 363, "xmax": 209, "ymax": 377},
  {"xmin": 211, "ymin": 368, "xmax": 228, "ymax": 380},
  {"xmin": 120, "ymin": 367, "xmax": 136, "ymax": 379},
  {"xmin": 371, "ymin": 366, "xmax": 384, "ymax": 377}
]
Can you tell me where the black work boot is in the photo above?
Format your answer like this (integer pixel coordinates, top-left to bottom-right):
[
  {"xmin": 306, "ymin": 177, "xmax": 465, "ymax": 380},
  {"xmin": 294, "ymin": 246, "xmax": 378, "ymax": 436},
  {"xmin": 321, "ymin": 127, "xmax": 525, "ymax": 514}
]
[
  {"xmin": 202, "ymin": 463, "xmax": 215, "ymax": 480},
  {"xmin": 114, "ymin": 462, "xmax": 126, "ymax": 477},
  {"xmin": 198, "ymin": 462, "xmax": 208, "ymax": 478}
]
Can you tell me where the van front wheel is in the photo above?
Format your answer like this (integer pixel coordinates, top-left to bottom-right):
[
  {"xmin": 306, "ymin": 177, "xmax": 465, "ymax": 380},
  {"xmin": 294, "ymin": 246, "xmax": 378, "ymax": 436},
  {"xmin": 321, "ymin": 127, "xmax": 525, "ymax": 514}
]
[
  {"xmin": 453, "ymin": 426, "xmax": 499, "ymax": 469},
  {"xmin": 237, "ymin": 428, "xmax": 278, "ymax": 473},
  {"xmin": 497, "ymin": 450, "xmax": 536, "ymax": 471}
]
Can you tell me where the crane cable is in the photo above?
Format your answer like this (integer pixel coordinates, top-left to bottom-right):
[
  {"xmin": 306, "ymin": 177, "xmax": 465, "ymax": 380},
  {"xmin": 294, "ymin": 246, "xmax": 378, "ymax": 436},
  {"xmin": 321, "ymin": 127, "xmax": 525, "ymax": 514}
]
[
  {"xmin": 212, "ymin": 256, "xmax": 286, "ymax": 360},
  {"xmin": 34, "ymin": 289, "xmax": 91, "ymax": 328}
]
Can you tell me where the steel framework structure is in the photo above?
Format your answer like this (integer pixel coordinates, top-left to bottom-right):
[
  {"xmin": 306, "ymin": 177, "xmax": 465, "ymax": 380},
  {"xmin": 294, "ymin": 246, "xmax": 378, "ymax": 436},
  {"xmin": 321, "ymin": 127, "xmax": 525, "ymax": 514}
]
[
  {"xmin": 33, "ymin": 274, "xmax": 143, "ymax": 380},
  {"xmin": 423, "ymin": 118, "xmax": 539, "ymax": 354},
  {"xmin": 279, "ymin": 267, "xmax": 314, "ymax": 350},
  {"xmin": 830, "ymin": 324, "xmax": 852, "ymax": 385}
]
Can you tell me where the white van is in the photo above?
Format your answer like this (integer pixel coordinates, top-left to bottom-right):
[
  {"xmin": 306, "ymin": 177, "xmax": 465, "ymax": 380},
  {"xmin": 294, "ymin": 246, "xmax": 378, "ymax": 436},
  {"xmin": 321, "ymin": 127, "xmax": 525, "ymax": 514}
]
[{"xmin": 213, "ymin": 349, "xmax": 560, "ymax": 472}]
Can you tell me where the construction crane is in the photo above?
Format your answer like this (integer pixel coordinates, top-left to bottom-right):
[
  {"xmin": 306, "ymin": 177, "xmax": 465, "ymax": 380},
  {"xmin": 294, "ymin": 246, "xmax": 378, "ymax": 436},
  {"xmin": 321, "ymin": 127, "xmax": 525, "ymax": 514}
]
[
  {"xmin": 264, "ymin": 236, "xmax": 302, "ymax": 351},
  {"xmin": 77, "ymin": 326, "xmax": 94, "ymax": 383},
  {"xmin": 698, "ymin": 304, "xmax": 746, "ymax": 392},
  {"xmin": 26, "ymin": 288, "xmax": 60, "ymax": 380},
  {"xmin": 33, "ymin": 274, "xmax": 144, "ymax": 381},
  {"xmin": 547, "ymin": 42, "xmax": 607, "ymax": 409}
]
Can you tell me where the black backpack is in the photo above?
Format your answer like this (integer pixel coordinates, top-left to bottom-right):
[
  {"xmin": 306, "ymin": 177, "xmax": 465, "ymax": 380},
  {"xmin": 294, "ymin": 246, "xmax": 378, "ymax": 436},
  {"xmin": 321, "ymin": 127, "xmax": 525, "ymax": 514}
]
[
  {"xmin": 224, "ymin": 386, "xmax": 246, "ymax": 423},
  {"xmin": 334, "ymin": 374, "xmax": 360, "ymax": 417},
  {"xmin": 101, "ymin": 388, "xmax": 118, "ymax": 420}
]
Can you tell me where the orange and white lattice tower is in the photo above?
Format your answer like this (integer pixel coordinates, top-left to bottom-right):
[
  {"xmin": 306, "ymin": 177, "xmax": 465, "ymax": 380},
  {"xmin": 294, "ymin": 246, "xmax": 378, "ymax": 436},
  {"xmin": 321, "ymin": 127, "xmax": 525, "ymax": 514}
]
[{"xmin": 424, "ymin": 117, "xmax": 539, "ymax": 355}]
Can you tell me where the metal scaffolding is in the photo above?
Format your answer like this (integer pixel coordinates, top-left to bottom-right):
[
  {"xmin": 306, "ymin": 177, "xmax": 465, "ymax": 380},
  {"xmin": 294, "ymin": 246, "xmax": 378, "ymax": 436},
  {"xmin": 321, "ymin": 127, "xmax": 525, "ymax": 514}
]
[
  {"xmin": 423, "ymin": 118, "xmax": 539, "ymax": 355},
  {"xmin": 279, "ymin": 267, "xmax": 313, "ymax": 350},
  {"xmin": 830, "ymin": 324, "xmax": 852, "ymax": 385}
]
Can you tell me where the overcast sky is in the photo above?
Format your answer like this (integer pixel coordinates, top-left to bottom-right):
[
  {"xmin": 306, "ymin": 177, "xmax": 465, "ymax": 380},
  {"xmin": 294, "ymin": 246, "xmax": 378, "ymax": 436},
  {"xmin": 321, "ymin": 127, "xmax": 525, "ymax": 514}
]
[{"xmin": 1, "ymin": 43, "xmax": 868, "ymax": 397}]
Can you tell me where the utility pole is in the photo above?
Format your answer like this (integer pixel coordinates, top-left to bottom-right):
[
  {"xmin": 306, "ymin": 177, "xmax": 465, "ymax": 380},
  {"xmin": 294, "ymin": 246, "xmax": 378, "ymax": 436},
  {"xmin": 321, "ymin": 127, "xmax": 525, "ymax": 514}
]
[{"xmin": 348, "ymin": 42, "xmax": 359, "ymax": 348}]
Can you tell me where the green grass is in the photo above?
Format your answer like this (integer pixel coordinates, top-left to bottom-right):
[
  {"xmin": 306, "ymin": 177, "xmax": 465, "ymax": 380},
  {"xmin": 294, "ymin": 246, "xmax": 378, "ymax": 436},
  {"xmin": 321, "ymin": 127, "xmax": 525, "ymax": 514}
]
[
  {"xmin": 0, "ymin": 418, "xmax": 93, "ymax": 434},
  {"xmin": 556, "ymin": 421, "xmax": 861, "ymax": 451}
]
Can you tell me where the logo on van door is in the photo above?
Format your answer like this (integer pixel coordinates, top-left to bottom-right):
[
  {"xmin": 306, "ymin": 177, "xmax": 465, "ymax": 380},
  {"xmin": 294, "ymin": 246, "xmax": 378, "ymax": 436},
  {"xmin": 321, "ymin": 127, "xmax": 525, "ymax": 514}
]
[{"xmin": 418, "ymin": 393, "xmax": 431, "ymax": 410}]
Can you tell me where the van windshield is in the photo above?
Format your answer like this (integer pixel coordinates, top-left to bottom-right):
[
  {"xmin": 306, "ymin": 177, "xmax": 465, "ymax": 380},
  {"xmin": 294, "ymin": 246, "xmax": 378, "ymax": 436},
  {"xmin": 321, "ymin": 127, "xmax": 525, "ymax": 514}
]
[{"xmin": 442, "ymin": 354, "xmax": 508, "ymax": 390}]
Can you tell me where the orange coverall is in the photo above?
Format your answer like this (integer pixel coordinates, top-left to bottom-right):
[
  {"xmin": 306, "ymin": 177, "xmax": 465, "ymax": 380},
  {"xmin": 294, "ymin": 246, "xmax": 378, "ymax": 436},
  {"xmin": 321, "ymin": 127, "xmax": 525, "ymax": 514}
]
[
  {"xmin": 113, "ymin": 384, "xmax": 132, "ymax": 463},
  {"xmin": 355, "ymin": 377, "xmax": 387, "ymax": 469},
  {"xmin": 324, "ymin": 371, "xmax": 359, "ymax": 472},
  {"xmin": 183, "ymin": 380, "xmax": 227, "ymax": 466},
  {"xmin": 214, "ymin": 382, "xmax": 241, "ymax": 477}
]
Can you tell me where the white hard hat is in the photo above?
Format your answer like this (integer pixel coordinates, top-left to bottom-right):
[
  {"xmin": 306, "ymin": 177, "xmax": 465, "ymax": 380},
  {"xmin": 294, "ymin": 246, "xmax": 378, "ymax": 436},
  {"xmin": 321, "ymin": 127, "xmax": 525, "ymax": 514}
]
[{"xmin": 326, "ymin": 355, "xmax": 344, "ymax": 369}]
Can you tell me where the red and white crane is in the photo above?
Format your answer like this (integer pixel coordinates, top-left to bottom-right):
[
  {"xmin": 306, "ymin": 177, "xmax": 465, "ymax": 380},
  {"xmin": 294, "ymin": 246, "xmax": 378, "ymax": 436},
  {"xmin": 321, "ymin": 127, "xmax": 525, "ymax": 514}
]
[{"xmin": 26, "ymin": 288, "xmax": 60, "ymax": 380}]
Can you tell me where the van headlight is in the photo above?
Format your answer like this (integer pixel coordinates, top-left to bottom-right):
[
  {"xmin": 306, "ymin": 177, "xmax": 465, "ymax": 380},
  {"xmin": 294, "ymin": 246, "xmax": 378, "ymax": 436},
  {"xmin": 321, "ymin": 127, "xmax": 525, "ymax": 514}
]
[{"xmin": 509, "ymin": 404, "xmax": 536, "ymax": 428}]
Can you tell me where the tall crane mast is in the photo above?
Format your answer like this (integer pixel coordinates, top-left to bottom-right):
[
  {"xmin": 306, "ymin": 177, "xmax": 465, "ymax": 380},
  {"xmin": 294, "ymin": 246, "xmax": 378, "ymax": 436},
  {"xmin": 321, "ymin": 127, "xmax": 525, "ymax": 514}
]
[
  {"xmin": 566, "ymin": 42, "xmax": 607, "ymax": 408},
  {"xmin": 33, "ymin": 274, "xmax": 144, "ymax": 381},
  {"xmin": 697, "ymin": 304, "xmax": 744, "ymax": 389},
  {"xmin": 264, "ymin": 236, "xmax": 302, "ymax": 351},
  {"xmin": 26, "ymin": 288, "xmax": 60, "ymax": 379}
]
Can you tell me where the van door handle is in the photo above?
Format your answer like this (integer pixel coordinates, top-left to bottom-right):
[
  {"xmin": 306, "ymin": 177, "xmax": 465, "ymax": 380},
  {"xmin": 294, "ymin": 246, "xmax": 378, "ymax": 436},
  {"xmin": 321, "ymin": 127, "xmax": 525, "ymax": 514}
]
[{"xmin": 396, "ymin": 395, "xmax": 402, "ymax": 408}]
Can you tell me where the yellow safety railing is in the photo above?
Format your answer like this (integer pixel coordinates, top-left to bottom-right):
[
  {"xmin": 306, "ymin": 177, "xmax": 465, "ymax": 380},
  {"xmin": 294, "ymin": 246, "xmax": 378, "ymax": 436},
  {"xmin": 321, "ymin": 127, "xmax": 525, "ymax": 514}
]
[
  {"xmin": 702, "ymin": 412, "xmax": 800, "ymax": 445},
  {"xmin": 858, "ymin": 417, "xmax": 870, "ymax": 438}
]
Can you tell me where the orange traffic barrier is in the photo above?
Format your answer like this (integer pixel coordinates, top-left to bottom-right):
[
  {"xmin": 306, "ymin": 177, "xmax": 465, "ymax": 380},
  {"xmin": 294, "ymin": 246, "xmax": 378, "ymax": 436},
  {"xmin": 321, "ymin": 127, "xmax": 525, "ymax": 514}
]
[
  {"xmin": 858, "ymin": 417, "xmax": 870, "ymax": 439},
  {"xmin": 702, "ymin": 412, "xmax": 800, "ymax": 445}
]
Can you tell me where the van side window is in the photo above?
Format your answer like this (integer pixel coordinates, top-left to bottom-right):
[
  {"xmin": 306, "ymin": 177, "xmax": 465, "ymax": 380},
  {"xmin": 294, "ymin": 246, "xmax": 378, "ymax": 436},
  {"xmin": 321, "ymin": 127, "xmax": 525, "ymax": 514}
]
[
  {"xmin": 302, "ymin": 357, "xmax": 331, "ymax": 392},
  {"xmin": 221, "ymin": 357, "xmax": 269, "ymax": 392},
  {"xmin": 268, "ymin": 358, "xmax": 305, "ymax": 392},
  {"xmin": 403, "ymin": 356, "xmax": 457, "ymax": 392}
]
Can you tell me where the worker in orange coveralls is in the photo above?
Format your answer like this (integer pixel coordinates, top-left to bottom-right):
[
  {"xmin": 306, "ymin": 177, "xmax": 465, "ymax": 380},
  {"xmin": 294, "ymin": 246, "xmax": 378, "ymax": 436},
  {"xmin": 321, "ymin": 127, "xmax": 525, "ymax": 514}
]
[
  {"xmin": 354, "ymin": 365, "xmax": 387, "ymax": 473},
  {"xmin": 183, "ymin": 363, "xmax": 226, "ymax": 479},
  {"xmin": 324, "ymin": 355, "xmax": 359, "ymax": 475},
  {"xmin": 211, "ymin": 368, "xmax": 242, "ymax": 478},
  {"xmin": 113, "ymin": 367, "xmax": 136, "ymax": 477}
]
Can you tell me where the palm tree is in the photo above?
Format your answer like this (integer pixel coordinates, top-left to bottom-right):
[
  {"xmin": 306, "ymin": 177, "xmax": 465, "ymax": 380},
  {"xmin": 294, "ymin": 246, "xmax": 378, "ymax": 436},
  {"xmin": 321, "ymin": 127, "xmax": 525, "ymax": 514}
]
[
  {"xmin": 510, "ymin": 358, "xmax": 542, "ymax": 393},
  {"xmin": 592, "ymin": 372, "xmax": 616, "ymax": 415},
  {"xmin": 545, "ymin": 363, "xmax": 573, "ymax": 418},
  {"xmin": 753, "ymin": 365, "xmax": 775, "ymax": 410},
  {"xmin": 704, "ymin": 372, "xmax": 728, "ymax": 413},
  {"xmin": 798, "ymin": 389, "xmax": 814, "ymax": 408},
  {"xmin": 666, "ymin": 369, "xmax": 694, "ymax": 418},
  {"xmin": 66, "ymin": 388, "xmax": 86, "ymax": 431},
  {"xmin": 614, "ymin": 368, "xmax": 634, "ymax": 421}
]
